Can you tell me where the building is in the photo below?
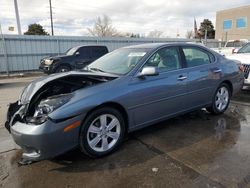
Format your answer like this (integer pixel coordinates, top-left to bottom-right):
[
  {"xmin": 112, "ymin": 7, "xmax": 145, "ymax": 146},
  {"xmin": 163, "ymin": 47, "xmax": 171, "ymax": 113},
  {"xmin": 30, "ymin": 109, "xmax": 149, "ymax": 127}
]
[{"xmin": 215, "ymin": 5, "xmax": 250, "ymax": 41}]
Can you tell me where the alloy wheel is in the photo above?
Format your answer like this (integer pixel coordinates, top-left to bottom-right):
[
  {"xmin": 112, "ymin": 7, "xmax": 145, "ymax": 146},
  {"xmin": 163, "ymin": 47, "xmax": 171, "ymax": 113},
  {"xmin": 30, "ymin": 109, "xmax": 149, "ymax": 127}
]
[
  {"xmin": 87, "ymin": 114, "xmax": 121, "ymax": 152},
  {"xmin": 215, "ymin": 86, "xmax": 229, "ymax": 111}
]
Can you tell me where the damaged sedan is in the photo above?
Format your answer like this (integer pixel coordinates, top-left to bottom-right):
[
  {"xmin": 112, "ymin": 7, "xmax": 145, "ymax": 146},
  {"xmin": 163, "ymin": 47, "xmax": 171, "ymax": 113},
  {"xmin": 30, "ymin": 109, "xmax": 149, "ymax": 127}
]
[{"xmin": 5, "ymin": 43, "xmax": 244, "ymax": 162}]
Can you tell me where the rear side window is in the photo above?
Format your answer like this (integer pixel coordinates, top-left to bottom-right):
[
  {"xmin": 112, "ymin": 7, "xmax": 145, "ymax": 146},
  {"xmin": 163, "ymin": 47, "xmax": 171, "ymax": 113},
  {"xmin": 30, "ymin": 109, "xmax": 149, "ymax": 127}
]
[
  {"xmin": 92, "ymin": 47, "xmax": 108, "ymax": 58},
  {"xmin": 182, "ymin": 47, "xmax": 212, "ymax": 68},
  {"xmin": 226, "ymin": 41, "xmax": 246, "ymax": 48}
]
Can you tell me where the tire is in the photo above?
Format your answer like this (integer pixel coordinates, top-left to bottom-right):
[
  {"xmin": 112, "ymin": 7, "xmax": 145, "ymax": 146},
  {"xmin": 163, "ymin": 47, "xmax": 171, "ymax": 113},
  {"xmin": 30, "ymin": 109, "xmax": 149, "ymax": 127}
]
[
  {"xmin": 79, "ymin": 107, "xmax": 125, "ymax": 158},
  {"xmin": 207, "ymin": 83, "xmax": 231, "ymax": 115},
  {"xmin": 55, "ymin": 65, "xmax": 71, "ymax": 73}
]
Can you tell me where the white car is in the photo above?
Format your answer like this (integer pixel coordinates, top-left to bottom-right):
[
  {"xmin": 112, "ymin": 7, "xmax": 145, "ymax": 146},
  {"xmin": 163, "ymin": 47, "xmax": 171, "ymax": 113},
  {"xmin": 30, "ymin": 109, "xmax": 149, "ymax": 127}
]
[
  {"xmin": 212, "ymin": 39, "xmax": 249, "ymax": 56},
  {"xmin": 227, "ymin": 42, "xmax": 250, "ymax": 86}
]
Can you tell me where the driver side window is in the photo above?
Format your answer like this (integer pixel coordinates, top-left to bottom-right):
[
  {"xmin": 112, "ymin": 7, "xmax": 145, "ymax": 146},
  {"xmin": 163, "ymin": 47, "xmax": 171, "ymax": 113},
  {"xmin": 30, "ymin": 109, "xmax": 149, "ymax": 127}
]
[{"xmin": 144, "ymin": 47, "xmax": 182, "ymax": 72}]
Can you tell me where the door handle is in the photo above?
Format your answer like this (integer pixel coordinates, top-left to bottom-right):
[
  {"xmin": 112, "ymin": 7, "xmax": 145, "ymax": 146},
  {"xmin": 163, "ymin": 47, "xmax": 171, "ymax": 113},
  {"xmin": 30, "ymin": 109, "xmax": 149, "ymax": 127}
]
[
  {"xmin": 213, "ymin": 69, "xmax": 222, "ymax": 73},
  {"xmin": 177, "ymin": 75, "xmax": 187, "ymax": 81}
]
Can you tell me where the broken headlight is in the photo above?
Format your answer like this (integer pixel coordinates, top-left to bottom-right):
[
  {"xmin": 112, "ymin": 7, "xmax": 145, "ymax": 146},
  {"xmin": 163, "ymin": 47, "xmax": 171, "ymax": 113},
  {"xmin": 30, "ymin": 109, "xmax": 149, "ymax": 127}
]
[
  {"xmin": 44, "ymin": 59, "xmax": 54, "ymax": 65},
  {"xmin": 29, "ymin": 93, "xmax": 73, "ymax": 124}
]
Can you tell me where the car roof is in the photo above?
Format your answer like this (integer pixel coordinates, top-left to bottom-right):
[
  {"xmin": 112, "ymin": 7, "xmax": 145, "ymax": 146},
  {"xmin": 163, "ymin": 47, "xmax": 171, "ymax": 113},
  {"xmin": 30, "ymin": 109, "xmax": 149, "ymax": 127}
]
[
  {"xmin": 123, "ymin": 42, "xmax": 206, "ymax": 49},
  {"xmin": 73, "ymin": 45, "xmax": 107, "ymax": 49}
]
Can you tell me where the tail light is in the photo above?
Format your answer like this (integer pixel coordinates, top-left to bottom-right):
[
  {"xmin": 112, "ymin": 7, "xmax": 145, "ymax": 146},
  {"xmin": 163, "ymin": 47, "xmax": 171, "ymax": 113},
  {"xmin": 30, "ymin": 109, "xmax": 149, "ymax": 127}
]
[{"xmin": 239, "ymin": 64, "xmax": 245, "ymax": 72}]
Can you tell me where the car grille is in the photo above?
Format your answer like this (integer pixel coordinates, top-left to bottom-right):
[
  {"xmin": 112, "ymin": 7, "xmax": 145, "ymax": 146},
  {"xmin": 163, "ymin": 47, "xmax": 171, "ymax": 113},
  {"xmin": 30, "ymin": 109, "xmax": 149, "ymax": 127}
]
[
  {"xmin": 40, "ymin": 59, "xmax": 45, "ymax": 66},
  {"xmin": 243, "ymin": 64, "xmax": 250, "ymax": 79}
]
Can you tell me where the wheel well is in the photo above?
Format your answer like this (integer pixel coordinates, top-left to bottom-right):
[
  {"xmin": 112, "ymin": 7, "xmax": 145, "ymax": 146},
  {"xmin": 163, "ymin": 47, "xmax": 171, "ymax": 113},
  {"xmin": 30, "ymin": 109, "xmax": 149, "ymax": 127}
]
[
  {"xmin": 56, "ymin": 64, "xmax": 72, "ymax": 70},
  {"xmin": 84, "ymin": 102, "xmax": 129, "ymax": 133},
  {"xmin": 221, "ymin": 80, "xmax": 233, "ymax": 95}
]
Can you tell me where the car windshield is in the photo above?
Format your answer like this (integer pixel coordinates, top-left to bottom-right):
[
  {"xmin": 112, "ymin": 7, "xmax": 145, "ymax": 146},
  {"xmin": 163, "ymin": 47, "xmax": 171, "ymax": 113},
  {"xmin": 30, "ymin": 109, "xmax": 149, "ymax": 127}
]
[
  {"xmin": 87, "ymin": 48, "xmax": 149, "ymax": 75},
  {"xmin": 238, "ymin": 43, "xmax": 250, "ymax": 53},
  {"xmin": 66, "ymin": 47, "xmax": 78, "ymax": 55}
]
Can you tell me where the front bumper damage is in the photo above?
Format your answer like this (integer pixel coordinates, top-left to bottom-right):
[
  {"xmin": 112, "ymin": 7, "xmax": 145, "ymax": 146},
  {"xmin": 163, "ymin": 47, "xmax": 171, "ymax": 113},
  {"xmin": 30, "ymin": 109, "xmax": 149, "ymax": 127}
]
[
  {"xmin": 5, "ymin": 101, "xmax": 83, "ymax": 162},
  {"xmin": 4, "ymin": 71, "xmax": 117, "ymax": 163}
]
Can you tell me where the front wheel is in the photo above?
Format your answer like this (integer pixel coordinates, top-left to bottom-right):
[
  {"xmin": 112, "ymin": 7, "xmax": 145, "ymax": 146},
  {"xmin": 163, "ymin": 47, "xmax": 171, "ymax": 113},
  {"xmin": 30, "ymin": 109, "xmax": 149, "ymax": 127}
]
[
  {"xmin": 207, "ymin": 83, "xmax": 231, "ymax": 115},
  {"xmin": 79, "ymin": 107, "xmax": 125, "ymax": 157},
  {"xmin": 55, "ymin": 65, "xmax": 71, "ymax": 73}
]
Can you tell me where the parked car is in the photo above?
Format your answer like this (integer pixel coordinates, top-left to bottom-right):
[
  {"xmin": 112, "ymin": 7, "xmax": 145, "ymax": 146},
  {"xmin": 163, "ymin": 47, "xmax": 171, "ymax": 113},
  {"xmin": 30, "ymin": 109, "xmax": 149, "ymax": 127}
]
[
  {"xmin": 227, "ymin": 42, "xmax": 250, "ymax": 86},
  {"xmin": 6, "ymin": 43, "xmax": 244, "ymax": 162},
  {"xmin": 39, "ymin": 45, "xmax": 108, "ymax": 74},
  {"xmin": 212, "ymin": 39, "xmax": 249, "ymax": 56}
]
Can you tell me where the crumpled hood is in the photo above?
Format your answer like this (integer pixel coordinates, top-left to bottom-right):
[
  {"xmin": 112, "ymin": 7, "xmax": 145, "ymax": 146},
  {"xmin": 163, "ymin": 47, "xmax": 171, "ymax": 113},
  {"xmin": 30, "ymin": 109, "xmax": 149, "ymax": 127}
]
[
  {"xmin": 227, "ymin": 53, "xmax": 250, "ymax": 65},
  {"xmin": 19, "ymin": 71, "xmax": 118, "ymax": 105}
]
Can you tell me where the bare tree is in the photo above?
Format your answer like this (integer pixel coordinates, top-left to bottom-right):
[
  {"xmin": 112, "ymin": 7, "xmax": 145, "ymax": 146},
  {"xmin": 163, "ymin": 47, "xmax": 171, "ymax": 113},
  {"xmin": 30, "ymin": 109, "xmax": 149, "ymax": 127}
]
[
  {"xmin": 147, "ymin": 30, "xmax": 163, "ymax": 38},
  {"xmin": 88, "ymin": 15, "xmax": 118, "ymax": 37},
  {"xmin": 185, "ymin": 30, "xmax": 194, "ymax": 39}
]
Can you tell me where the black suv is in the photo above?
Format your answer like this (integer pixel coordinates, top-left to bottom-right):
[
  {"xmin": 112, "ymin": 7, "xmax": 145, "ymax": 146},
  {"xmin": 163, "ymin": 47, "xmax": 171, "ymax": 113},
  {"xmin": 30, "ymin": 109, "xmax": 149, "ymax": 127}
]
[{"xmin": 39, "ymin": 45, "xmax": 108, "ymax": 74}]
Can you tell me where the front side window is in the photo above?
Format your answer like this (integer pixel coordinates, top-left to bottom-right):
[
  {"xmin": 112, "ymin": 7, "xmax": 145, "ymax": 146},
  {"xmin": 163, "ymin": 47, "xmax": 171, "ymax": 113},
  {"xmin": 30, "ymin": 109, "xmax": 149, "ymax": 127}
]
[
  {"xmin": 236, "ymin": 17, "xmax": 247, "ymax": 28},
  {"xmin": 92, "ymin": 47, "xmax": 107, "ymax": 58},
  {"xmin": 223, "ymin": 20, "xmax": 232, "ymax": 30},
  {"xmin": 144, "ymin": 47, "xmax": 181, "ymax": 72},
  {"xmin": 78, "ymin": 47, "xmax": 91, "ymax": 58},
  {"xmin": 183, "ymin": 47, "xmax": 211, "ymax": 67}
]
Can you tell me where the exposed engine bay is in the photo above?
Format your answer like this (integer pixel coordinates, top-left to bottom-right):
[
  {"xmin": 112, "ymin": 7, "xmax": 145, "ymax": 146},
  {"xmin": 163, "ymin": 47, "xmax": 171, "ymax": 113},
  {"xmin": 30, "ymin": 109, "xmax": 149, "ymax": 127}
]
[{"xmin": 5, "ymin": 74, "xmax": 117, "ymax": 132}]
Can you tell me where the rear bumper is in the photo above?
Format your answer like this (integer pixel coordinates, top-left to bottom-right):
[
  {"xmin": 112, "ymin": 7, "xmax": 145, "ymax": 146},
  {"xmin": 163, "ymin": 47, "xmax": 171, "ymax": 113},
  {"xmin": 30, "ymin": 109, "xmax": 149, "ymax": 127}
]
[
  {"xmin": 232, "ymin": 73, "xmax": 244, "ymax": 95},
  {"xmin": 10, "ymin": 115, "xmax": 83, "ymax": 161},
  {"xmin": 244, "ymin": 78, "xmax": 250, "ymax": 86}
]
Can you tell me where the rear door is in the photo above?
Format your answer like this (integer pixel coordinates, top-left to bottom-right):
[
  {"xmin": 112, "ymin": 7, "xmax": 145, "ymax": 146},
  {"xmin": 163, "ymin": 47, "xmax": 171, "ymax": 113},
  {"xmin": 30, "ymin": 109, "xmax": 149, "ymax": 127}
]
[
  {"xmin": 181, "ymin": 46, "xmax": 222, "ymax": 108},
  {"xmin": 128, "ymin": 46, "xmax": 189, "ymax": 127}
]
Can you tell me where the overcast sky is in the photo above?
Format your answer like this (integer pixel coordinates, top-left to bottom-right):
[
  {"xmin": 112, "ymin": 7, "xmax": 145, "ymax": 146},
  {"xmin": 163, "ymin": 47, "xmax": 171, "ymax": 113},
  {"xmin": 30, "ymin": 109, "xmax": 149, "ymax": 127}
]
[{"xmin": 0, "ymin": 0, "xmax": 250, "ymax": 37}]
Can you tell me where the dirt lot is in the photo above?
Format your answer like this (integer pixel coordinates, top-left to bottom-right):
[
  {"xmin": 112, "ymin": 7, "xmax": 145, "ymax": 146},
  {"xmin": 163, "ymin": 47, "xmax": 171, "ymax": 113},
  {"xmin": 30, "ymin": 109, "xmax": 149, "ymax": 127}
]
[{"xmin": 0, "ymin": 76, "xmax": 250, "ymax": 188}]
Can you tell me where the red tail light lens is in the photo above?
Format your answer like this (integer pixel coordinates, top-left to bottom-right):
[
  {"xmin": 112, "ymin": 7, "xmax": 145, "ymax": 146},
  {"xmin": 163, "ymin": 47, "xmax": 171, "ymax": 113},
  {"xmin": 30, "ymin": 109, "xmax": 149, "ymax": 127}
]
[{"xmin": 239, "ymin": 64, "xmax": 245, "ymax": 72}]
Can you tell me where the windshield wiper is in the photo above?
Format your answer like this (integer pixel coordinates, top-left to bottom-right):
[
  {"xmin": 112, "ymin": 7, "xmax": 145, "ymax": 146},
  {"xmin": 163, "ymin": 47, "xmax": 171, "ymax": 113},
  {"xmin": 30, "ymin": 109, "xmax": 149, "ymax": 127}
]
[{"xmin": 89, "ymin": 67, "xmax": 105, "ymax": 73}]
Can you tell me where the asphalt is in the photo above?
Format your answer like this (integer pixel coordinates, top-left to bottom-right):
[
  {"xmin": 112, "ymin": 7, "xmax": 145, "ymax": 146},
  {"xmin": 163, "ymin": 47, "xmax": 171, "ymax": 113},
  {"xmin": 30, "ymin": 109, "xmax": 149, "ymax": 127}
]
[{"xmin": 0, "ymin": 76, "xmax": 250, "ymax": 188}]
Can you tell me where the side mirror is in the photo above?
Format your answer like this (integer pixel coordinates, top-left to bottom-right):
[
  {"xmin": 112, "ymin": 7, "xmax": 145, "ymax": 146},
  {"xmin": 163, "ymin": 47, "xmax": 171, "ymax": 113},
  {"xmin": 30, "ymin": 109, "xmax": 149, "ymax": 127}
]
[
  {"xmin": 137, "ymin": 66, "xmax": 159, "ymax": 78},
  {"xmin": 75, "ymin": 51, "xmax": 80, "ymax": 56},
  {"xmin": 232, "ymin": 48, "xmax": 238, "ymax": 54}
]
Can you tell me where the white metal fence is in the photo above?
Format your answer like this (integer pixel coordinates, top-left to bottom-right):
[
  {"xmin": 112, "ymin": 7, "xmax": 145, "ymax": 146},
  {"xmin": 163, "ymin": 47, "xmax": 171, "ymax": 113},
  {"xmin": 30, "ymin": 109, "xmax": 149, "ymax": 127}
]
[{"xmin": 0, "ymin": 34, "xmax": 222, "ymax": 74}]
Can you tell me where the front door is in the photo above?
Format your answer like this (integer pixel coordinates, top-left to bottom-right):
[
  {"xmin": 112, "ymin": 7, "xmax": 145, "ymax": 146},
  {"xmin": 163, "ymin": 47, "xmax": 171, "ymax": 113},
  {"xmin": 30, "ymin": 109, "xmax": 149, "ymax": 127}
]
[
  {"xmin": 128, "ymin": 46, "xmax": 188, "ymax": 127},
  {"xmin": 75, "ymin": 47, "xmax": 92, "ymax": 69}
]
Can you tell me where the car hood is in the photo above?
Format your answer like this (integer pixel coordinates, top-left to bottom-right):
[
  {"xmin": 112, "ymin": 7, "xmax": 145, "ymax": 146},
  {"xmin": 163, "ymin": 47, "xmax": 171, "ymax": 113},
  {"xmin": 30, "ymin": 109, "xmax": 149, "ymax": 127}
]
[
  {"xmin": 44, "ymin": 54, "xmax": 72, "ymax": 60},
  {"xmin": 227, "ymin": 53, "xmax": 250, "ymax": 64},
  {"xmin": 20, "ymin": 70, "xmax": 119, "ymax": 105}
]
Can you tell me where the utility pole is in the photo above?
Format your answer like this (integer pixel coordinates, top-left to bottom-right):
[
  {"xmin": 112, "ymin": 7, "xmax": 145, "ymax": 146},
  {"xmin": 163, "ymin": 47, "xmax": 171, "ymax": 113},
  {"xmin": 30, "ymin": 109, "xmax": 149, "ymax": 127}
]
[
  {"xmin": 205, "ymin": 29, "xmax": 208, "ymax": 46},
  {"xmin": 49, "ymin": 0, "xmax": 54, "ymax": 36},
  {"xmin": 14, "ymin": 0, "xmax": 22, "ymax": 35}
]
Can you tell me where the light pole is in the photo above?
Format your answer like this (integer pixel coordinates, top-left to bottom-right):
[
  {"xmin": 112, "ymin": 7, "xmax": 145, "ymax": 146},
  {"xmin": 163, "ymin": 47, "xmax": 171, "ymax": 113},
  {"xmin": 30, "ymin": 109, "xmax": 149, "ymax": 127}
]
[{"xmin": 14, "ymin": 0, "xmax": 22, "ymax": 35}]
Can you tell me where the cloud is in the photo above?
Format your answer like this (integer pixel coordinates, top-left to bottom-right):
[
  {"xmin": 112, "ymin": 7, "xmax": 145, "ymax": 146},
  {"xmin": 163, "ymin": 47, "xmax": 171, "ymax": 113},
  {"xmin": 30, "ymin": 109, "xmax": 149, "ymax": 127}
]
[{"xmin": 0, "ymin": 0, "xmax": 249, "ymax": 37}]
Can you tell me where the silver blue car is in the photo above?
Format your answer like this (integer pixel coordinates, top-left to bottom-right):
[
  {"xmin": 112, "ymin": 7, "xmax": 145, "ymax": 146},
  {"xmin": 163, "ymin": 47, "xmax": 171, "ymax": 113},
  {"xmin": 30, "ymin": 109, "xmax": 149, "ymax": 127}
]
[{"xmin": 5, "ymin": 43, "xmax": 244, "ymax": 162}]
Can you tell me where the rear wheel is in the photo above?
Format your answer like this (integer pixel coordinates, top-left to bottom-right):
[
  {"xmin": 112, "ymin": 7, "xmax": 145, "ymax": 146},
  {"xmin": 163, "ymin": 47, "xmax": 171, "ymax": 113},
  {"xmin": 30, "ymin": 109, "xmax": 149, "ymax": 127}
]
[
  {"xmin": 55, "ymin": 65, "xmax": 71, "ymax": 73},
  {"xmin": 207, "ymin": 83, "xmax": 231, "ymax": 115},
  {"xmin": 79, "ymin": 107, "xmax": 125, "ymax": 157}
]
